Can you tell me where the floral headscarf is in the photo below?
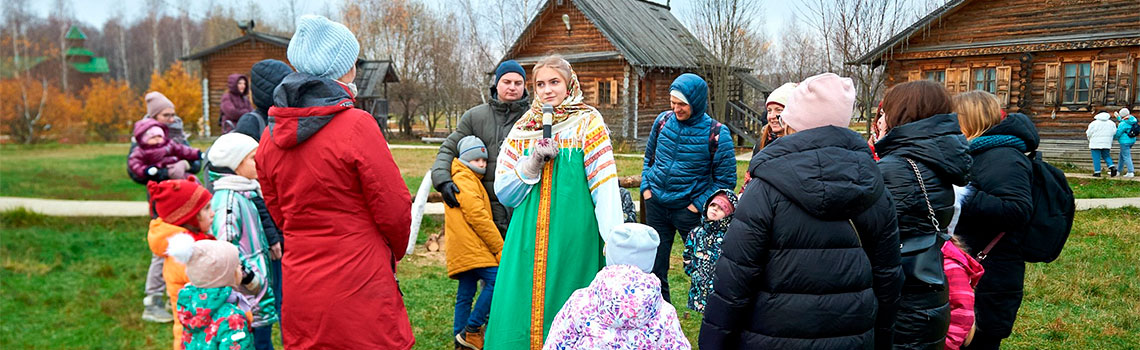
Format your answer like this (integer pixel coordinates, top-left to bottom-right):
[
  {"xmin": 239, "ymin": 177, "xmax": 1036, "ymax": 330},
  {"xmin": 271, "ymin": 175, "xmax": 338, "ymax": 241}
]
[{"xmin": 514, "ymin": 67, "xmax": 595, "ymax": 132}]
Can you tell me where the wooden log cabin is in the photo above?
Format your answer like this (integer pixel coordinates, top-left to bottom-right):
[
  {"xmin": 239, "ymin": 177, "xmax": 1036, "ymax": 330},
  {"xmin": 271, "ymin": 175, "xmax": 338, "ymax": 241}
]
[
  {"xmin": 182, "ymin": 21, "xmax": 397, "ymax": 137},
  {"xmin": 855, "ymin": 0, "xmax": 1140, "ymax": 167},
  {"xmin": 501, "ymin": 0, "xmax": 769, "ymax": 143},
  {"xmin": 857, "ymin": 0, "xmax": 1140, "ymax": 137}
]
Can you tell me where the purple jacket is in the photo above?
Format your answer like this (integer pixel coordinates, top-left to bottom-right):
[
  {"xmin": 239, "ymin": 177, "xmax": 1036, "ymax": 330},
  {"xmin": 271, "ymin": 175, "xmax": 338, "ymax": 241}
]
[
  {"xmin": 220, "ymin": 74, "xmax": 252, "ymax": 133},
  {"xmin": 128, "ymin": 118, "xmax": 201, "ymax": 178}
]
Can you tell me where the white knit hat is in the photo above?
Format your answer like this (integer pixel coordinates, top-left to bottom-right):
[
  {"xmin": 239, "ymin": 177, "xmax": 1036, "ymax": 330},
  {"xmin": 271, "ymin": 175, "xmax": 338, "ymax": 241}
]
[
  {"xmin": 765, "ymin": 82, "xmax": 798, "ymax": 108},
  {"xmin": 208, "ymin": 133, "xmax": 258, "ymax": 171},
  {"xmin": 605, "ymin": 223, "xmax": 661, "ymax": 273},
  {"xmin": 1117, "ymin": 108, "xmax": 1132, "ymax": 118}
]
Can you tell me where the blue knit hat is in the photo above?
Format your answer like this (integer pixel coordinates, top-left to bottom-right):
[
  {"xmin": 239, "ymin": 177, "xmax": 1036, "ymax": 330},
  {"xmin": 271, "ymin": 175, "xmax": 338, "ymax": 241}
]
[
  {"xmin": 494, "ymin": 60, "xmax": 526, "ymax": 85},
  {"xmin": 287, "ymin": 15, "xmax": 360, "ymax": 80}
]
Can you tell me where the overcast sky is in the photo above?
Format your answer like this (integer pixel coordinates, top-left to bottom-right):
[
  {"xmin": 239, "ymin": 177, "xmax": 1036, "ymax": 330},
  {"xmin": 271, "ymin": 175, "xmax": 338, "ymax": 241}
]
[{"xmin": 26, "ymin": 0, "xmax": 793, "ymax": 38}]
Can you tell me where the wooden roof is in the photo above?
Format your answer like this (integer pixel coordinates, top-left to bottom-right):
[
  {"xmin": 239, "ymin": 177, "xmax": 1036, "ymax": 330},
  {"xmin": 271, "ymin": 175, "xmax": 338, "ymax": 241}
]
[
  {"xmin": 505, "ymin": 0, "xmax": 711, "ymax": 69},
  {"xmin": 181, "ymin": 31, "xmax": 291, "ymax": 61},
  {"xmin": 853, "ymin": 0, "xmax": 1140, "ymax": 66},
  {"xmin": 355, "ymin": 60, "xmax": 399, "ymax": 99}
]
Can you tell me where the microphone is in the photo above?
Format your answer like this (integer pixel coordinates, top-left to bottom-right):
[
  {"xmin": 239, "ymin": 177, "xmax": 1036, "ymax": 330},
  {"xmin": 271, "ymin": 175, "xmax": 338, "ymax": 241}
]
[
  {"xmin": 541, "ymin": 104, "xmax": 554, "ymax": 162},
  {"xmin": 541, "ymin": 104, "xmax": 553, "ymax": 139}
]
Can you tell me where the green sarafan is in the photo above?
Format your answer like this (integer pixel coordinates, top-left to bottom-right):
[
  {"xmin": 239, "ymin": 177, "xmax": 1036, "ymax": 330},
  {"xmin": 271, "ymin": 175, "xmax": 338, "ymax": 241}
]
[{"xmin": 2, "ymin": 207, "xmax": 1138, "ymax": 349}]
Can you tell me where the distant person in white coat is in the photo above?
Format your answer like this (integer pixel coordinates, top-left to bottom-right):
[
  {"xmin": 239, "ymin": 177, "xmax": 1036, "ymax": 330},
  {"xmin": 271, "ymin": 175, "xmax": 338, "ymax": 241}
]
[{"xmin": 1087, "ymin": 112, "xmax": 1118, "ymax": 177}]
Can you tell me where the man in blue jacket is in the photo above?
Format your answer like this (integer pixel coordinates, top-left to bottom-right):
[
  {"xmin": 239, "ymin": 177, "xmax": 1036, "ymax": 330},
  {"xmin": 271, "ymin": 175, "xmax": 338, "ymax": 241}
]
[{"xmin": 641, "ymin": 73, "xmax": 736, "ymax": 302}]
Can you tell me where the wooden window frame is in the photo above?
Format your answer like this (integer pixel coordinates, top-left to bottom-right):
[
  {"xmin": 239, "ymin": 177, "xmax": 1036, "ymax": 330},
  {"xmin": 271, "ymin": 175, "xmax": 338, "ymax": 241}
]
[
  {"xmin": 598, "ymin": 80, "xmax": 612, "ymax": 105},
  {"xmin": 923, "ymin": 70, "xmax": 945, "ymax": 83},
  {"xmin": 1135, "ymin": 60, "xmax": 1139, "ymax": 104},
  {"xmin": 1062, "ymin": 62, "xmax": 1092, "ymax": 105},
  {"xmin": 973, "ymin": 67, "xmax": 997, "ymax": 94}
]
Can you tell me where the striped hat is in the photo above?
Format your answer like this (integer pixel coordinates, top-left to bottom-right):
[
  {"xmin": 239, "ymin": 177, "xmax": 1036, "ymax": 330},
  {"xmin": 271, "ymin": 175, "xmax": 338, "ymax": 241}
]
[{"xmin": 147, "ymin": 178, "xmax": 212, "ymax": 227}]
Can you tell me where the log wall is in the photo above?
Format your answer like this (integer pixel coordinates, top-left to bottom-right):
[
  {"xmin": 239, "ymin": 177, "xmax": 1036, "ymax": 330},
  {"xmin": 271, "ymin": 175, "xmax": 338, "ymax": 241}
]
[{"xmin": 200, "ymin": 40, "xmax": 289, "ymax": 135}]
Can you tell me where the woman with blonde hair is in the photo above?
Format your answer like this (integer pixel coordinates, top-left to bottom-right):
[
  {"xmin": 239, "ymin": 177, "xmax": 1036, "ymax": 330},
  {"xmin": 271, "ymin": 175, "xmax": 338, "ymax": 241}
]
[
  {"xmin": 487, "ymin": 55, "xmax": 623, "ymax": 349},
  {"xmin": 951, "ymin": 91, "xmax": 1035, "ymax": 350}
]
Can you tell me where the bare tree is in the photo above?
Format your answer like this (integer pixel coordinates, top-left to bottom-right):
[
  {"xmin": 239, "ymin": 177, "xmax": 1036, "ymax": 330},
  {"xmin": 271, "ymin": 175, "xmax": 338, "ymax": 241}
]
[
  {"xmin": 147, "ymin": 0, "xmax": 162, "ymax": 73},
  {"xmin": 52, "ymin": 0, "xmax": 74, "ymax": 93},
  {"xmin": 802, "ymin": 0, "xmax": 908, "ymax": 131},
  {"xmin": 688, "ymin": 0, "xmax": 765, "ymax": 121}
]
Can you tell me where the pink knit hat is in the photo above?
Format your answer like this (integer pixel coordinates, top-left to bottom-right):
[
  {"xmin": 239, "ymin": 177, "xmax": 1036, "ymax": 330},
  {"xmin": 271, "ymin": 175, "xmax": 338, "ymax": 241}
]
[
  {"xmin": 779, "ymin": 73, "xmax": 856, "ymax": 132},
  {"xmin": 145, "ymin": 92, "xmax": 175, "ymax": 118},
  {"xmin": 142, "ymin": 125, "xmax": 165, "ymax": 142},
  {"xmin": 184, "ymin": 240, "xmax": 241, "ymax": 289}
]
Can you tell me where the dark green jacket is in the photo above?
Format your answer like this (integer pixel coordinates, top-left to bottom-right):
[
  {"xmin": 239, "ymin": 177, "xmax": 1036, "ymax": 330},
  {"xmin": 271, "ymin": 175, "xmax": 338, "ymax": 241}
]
[{"xmin": 431, "ymin": 92, "xmax": 531, "ymax": 201}]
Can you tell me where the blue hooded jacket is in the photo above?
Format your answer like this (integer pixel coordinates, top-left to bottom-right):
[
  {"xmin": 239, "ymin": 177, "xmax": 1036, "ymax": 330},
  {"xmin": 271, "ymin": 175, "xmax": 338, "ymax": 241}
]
[
  {"xmin": 641, "ymin": 73, "xmax": 736, "ymax": 209},
  {"xmin": 1116, "ymin": 115, "xmax": 1137, "ymax": 145}
]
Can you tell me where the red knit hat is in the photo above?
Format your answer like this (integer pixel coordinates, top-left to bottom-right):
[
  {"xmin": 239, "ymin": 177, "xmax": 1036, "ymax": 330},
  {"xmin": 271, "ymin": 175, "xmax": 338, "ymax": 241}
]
[{"xmin": 147, "ymin": 178, "xmax": 212, "ymax": 227}]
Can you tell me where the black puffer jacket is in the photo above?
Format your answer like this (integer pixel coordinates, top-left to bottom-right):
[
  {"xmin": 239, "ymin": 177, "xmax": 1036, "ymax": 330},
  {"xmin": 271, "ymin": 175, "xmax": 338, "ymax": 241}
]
[
  {"xmin": 699, "ymin": 126, "xmax": 903, "ymax": 350},
  {"xmin": 875, "ymin": 113, "xmax": 971, "ymax": 349},
  {"xmin": 957, "ymin": 113, "xmax": 1036, "ymax": 258},
  {"xmin": 956, "ymin": 114, "xmax": 1036, "ymax": 341}
]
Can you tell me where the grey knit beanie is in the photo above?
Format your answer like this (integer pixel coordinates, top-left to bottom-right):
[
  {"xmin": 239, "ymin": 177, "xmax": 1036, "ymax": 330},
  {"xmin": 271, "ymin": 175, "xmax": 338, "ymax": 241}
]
[{"xmin": 458, "ymin": 136, "xmax": 488, "ymax": 174}]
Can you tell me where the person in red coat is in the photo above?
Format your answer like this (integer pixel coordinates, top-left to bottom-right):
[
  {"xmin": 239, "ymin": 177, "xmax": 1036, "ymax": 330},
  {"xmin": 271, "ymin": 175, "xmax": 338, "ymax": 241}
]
[{"xmin": 255, "ymin": 15, "xmax": 414, "ymax": 349}]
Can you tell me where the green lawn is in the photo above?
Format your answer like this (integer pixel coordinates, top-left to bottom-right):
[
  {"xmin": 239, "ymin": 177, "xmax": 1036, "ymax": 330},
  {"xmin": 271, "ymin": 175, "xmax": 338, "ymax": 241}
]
[{"xmin": 2, "ymin": 208, "xmax": 1138, "ymax": 349}]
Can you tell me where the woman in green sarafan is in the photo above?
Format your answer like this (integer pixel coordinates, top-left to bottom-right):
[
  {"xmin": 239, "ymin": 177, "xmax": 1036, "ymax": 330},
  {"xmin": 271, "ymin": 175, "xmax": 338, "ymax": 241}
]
[{"xmin": 488, "ymin": 55, "xmax": 623, "ymax": 349}]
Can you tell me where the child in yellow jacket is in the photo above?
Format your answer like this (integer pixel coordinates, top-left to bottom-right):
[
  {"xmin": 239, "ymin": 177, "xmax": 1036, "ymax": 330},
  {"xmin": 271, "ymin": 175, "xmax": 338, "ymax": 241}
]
[
  {"xmin": 146, "ymin": 178, "xmax": 215, "ymax": 350},
  {"xmin": 446, "ymin": 136, "xmax": 504, "ymax": 350}
]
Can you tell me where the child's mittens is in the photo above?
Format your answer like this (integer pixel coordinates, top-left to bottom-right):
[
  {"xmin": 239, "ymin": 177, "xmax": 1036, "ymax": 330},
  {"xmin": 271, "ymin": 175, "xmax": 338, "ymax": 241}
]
[{"xmin": 167, "ymin": 160, "xmax": 190, "ymax": 179}]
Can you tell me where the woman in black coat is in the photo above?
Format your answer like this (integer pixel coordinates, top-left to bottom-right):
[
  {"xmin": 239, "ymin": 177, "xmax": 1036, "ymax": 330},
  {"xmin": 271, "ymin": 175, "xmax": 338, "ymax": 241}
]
[
  {"xmin": 875, "ymin": 80, "xmax": 972, "ymax": 350},
  {"xmin": 952, "ymin": 91, "xmax": 1035, "ymax": 350},
  {"xmin": 700, "ymin": 73, "xmax": 903, "ymax": 350}
]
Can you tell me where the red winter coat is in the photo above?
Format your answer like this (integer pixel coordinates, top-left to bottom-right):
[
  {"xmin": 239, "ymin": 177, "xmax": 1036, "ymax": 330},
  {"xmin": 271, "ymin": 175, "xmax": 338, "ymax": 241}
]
[
  {"xmin": 256, "ymin": 72, "xmax": 414, "ymax": 349},
  {"xmin": 220, "ymin": 74, "xmax": 252, "ymax": 133}
]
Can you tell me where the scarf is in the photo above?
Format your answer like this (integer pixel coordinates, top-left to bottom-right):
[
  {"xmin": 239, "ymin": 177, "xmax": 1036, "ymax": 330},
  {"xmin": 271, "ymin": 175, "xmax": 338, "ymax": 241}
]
[
  {"xmin": 968, "ymin": 135, "xmax": 1026, "ymax": 154},
  {"xmin": 212, "ymin": 174, "xmax": 261, "ymax": 193},
  {"xmin": 510, "ymin": 69, "xmax": 597, "ymax": 138}
]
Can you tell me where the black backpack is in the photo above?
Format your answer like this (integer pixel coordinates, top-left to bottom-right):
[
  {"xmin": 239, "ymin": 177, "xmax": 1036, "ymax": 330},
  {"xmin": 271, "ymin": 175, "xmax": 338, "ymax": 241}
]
[
  {"xmin": 1126, "ymin": 122, "xmax": 1140, "ymax": 138},
  {"xmin": 1020, "ymin": 151, "xmax": 1075, "ymax": 263}
]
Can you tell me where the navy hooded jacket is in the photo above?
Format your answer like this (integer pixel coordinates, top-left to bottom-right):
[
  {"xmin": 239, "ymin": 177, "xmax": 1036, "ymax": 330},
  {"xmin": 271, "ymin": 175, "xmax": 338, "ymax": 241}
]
[{"xmin": 641, "ymin": 73, "xmax": 736, "ymax": 209}]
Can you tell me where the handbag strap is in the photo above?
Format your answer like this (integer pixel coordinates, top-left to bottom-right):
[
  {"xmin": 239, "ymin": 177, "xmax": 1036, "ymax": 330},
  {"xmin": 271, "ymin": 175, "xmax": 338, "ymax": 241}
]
[
  {"xmin": 903, "ymin": 157, "xmax": 941, "ymax": 234},
  {"xmin": 977, "ymin": 232, "xmax": 1005, "ymax": 262}
]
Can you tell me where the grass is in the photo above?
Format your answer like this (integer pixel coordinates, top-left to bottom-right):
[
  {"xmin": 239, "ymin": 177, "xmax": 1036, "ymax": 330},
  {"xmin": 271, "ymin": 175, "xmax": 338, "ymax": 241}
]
[
  {"xmin": 0, "ymin": 143, "xmax": 439, "ymax": 200},
  {"xmin": 1068, "ymin": 177, "xmax": 1140, "ymax": 199},
  {"xmin": 2, "ymin": 207, "xmax": 1138, "ymax": 349}
]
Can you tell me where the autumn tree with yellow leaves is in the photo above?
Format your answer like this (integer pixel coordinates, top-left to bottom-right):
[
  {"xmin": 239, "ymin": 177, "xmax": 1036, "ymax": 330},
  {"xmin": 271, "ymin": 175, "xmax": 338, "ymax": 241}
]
[
  {"xmin": 146, "ymin": 62, "xmax": 202, "ymax": 136},
  {"xmin": 81, "ymin": 78, "xmax": 140, "ymax": 141}
]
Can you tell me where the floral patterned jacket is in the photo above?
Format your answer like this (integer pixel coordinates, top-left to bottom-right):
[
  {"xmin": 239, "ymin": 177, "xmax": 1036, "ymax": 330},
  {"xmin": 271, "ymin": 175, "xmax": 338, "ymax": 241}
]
[
  {"xmin": 543, "ymin": 265, "xmax": 691, "ymax": 350},
  {"xmin": 177, "ymin": 285, "xmax": 255, "ymax": 350}
]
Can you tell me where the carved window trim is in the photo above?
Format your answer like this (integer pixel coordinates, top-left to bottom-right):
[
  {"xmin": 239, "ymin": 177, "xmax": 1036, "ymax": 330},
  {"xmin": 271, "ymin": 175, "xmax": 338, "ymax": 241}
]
[{"xmin": 1062, "ymin": 62, "xmax": 1091, "ymax": 105}]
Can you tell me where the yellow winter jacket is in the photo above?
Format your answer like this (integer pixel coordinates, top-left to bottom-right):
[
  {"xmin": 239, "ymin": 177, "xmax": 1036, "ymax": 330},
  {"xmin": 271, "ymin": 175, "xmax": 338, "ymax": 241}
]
[{"xmin": 444, "ymin": 159, "xmax": 503, "ymax": 278}]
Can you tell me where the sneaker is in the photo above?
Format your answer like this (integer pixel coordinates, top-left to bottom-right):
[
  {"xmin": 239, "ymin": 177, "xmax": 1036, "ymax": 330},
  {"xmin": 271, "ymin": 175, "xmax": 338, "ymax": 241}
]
[
  {"xmin": 1110, "ymin": 167, "xmax": 1118, "ymax": 177},
  {"xmin": 456, "ymin": 329, "xmax": 484, "ymax": 350},
  {"xmin": 141, "ymin": 294, "xmax": 173, "ymax": 323},
  {"xmin": 1092, "ymin": 172, "xmax": 1101, "ymax": 177},
  {"xmin": 1127, "ymin": 172, "xmax": 1135, "ymax": 177}
]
